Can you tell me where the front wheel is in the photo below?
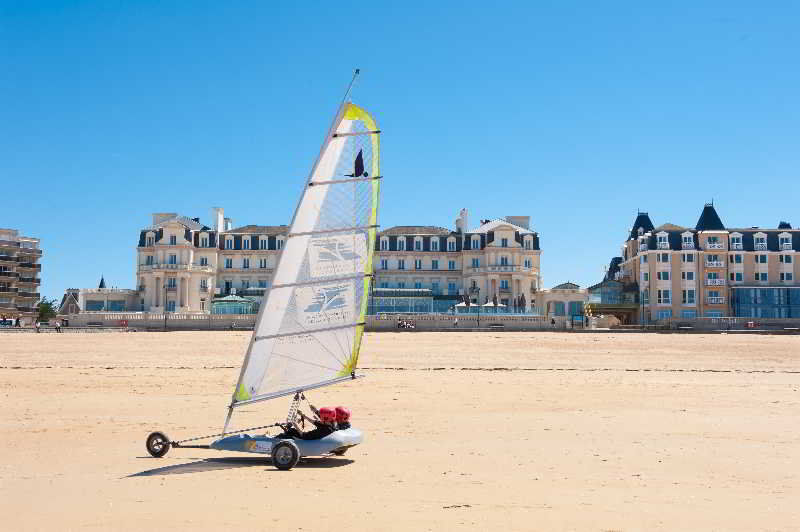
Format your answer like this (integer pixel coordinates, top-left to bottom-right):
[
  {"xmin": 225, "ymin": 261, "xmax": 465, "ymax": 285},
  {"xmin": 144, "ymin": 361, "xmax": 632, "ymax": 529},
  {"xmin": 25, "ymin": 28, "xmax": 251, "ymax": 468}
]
[
  {"xmin": 146, "ymin": 431, "xmax": 171, "ymax": 458},
  {"xmin": 271, "ymin": 440, "xmax": 300, "ymax": 470}
]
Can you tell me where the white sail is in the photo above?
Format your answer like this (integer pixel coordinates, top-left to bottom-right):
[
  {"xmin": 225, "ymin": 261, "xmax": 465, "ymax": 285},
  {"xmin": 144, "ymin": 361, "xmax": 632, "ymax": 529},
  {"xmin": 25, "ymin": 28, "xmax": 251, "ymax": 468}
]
[{"xmin": 229, "ymin": 102, "xmax": 380, "ymax": 409}]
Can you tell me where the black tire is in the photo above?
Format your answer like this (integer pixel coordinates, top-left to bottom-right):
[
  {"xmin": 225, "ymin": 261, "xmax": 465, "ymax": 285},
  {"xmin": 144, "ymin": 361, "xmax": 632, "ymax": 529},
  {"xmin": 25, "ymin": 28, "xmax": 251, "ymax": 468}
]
[
  {"xmin": 146, "ymin": 431, "xmax": 170, "ymax": 458},
  {"xmin": 332, "ymin": 448, "xmax": 348, "ymax": 456},
  {"xmin": 271, "ymin": 440, "xmax": 300, "ymax": 470}
]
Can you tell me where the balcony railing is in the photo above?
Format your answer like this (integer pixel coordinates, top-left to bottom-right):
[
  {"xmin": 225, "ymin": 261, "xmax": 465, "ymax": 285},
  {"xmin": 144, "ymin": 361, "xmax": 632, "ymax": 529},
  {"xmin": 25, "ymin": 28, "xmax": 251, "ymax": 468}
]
[
  {"xmin": 18, "ymin": 277, "xmax": 40, "ymax": 284},
  {"xmin": 498, "ymin": 287, "xmax": 511, "ymax": 293},
  {"xmin": 166, "ymin": 286, "xmax": 177, "ymax": 292},
  {"xmin": 17, "ymin": 291, "xmax": 39, "ymax": 299},
  {"xmin": 704, "ymin": 279, "xmax": 725, "ymax": 286},
  {"xmin": 755, "ymin": 243, "xmax": 767, "ymax": 251},
  {"xmin": 139, "ymin": 263, "xmax": 213, "ymax": 272},
  {"xmin": 471, "ymin": 265, "xmax": 524, "ymax": 273},
  {"xmin": 0, "ymin": 271, "xmax": 19, "ymax": 278},
  {"xmin": 0, "ymin": 255, "xmax": 18, "ymax": 262},
  {"xmin": 781, "ymin": 242, "xmax": 793, "ymax": 250},
  {"xmin": 706, "ymin": 243, "xmax": 724, "ymax": 249},
  {"xmin": 730, "ymin": 242, "xmax": 743, "ymax": 250},
  {"xmin": 18, "ymin": 247, "xmax": 42, "ymax": 256},
  {"xmin": 200, "ymin": 286, "xmax": 209, "ymax": 292},
  {"xmin": 706, "ymin": 297, "xmax": 725, "ymax": 304},
  {"xmin": 681, "ymin": 242, "xmax": 695, "ymax": 249},
  {"xmin": 0, "ymin": 239, "xmax": 20, "ymax": 248},
  {"xmin": 17, "ymin": 263, "xmax": 41, "ymax": 271},
  {"xmin": 657, "ymin": 242, "xmax": 669, "ymax": 249},
  {"xmin": 705, "ymin": 261, "xmax": 725, "ymax": 268},
  {"xmin": 0, "ymin": 287, "xmax": 18, "ymax": 293},
  {"xmin": 15, "ymin": 306, "xmax": 36, "ymax": 313},
  {"xmin": 639, "ymin": 244, "xmax": 648, "ymax": 252}
]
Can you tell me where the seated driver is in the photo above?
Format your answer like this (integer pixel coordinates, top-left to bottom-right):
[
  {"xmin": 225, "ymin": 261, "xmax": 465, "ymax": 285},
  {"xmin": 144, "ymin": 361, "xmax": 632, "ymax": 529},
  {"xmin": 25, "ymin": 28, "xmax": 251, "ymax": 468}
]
[
  {"xmin": 277, "ymin": 406, "xmax": 336, "ymax": 440},
  {"xmin": 335, "ymin": 406, "xmax": 351, "ymax": 430}
]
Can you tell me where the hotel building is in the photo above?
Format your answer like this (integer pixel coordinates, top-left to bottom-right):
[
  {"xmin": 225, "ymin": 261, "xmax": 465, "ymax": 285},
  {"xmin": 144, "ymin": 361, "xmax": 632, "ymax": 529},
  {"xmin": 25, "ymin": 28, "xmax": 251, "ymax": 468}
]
[
  {"xmin": 0, "ymin": 228, "xmax": 42, "ymax": 320},
  {"xmin": 613, "ymin": 204, "xmax": 800, "ymax": 321}
]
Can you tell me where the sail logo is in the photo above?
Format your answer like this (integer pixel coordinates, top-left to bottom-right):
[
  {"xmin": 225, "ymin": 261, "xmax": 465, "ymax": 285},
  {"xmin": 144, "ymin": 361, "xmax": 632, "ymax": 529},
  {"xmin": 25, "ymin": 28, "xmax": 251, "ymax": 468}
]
[
  {"xmin": 295, "ymin": 282, "xmax": 354, "ymax": 326},
  {"xmin": 308, "ymin": 234, "xmax": 366, "ymax": 278}
]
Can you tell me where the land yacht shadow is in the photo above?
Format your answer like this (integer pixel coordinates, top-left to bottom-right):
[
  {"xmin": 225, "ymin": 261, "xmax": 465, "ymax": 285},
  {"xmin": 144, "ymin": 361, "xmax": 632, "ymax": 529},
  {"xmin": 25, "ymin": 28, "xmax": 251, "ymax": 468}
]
[{"xmin": 128, "ymin": 456, "xmax": 353, "ymax": 477}]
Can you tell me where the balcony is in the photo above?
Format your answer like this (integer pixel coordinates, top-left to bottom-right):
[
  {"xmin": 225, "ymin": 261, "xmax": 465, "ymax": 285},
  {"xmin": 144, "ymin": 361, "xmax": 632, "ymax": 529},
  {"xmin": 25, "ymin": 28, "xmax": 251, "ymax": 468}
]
[
  {"xmin": 18, "ymin": 277, "xmax": 40, "ymax": 285},
  {"xmin": 0, "ymin": 255, "xmax": 17, "ymax": 263},
  {"xmin": 681, "ymin": 242, "xmax": 695, "ymax": 250},
  {"xmin": 706, "ymin": 297, "xmax": 725, "ymax": 305},
  {"xmin": 0, "ymin": 271, "xmax": 19, "ymax": 278},
  {"xmin": 730, "ymin": 243, "xmax": 743, "ymax": 250},
  {"xmin": 166, "ymin": 286, "xmax": 177, "ymax": 292},
  {"xmin": 781, "ymin": 243, "xmax": 793, "ymax": 250},
  {"xmin": 200, "ymin": 286, "xmax": 209, "ymax": 292},
  {"xmin": 704, "ymin": 279, "xmax": 725, "ymax": 286},
  {"xmin": 468, "ymin": 286, "xmax": 480, "ymax": 294},
  {"xmin": 657, "ymin": 242, "xmax": 669, "ymax": 250},
  {"xmin": 638, "ymin": 244, "xmax": 648, "ymax": 252},
  {"xmin": 17, "ymin": 291, "xmax": 39, "ymax": 299},
  {"xmin": 138, "ymin": 263, "xmax": 213, "ymax": 273},
  {"xmin": 471, "ymin": 265, "xmax": 523, "ymax": 273},
  {"xmin": 17, "ymin": 263, "xmax": 41, "ymax": 271},
  {"xmin": 0, "ymin": 287, "xmax": 18, "ymax": 293},
  {"xmin": 0, "ymin": 239, "xmax": 20, "ymax": 249},
  {"xmin": 18, "ymin": 247, "xmax": 42, "ymax": 256},
  {"xmin": 755, "ymin": 243, "xmax": 767, "ymax": 251},
  {"xmin": 705, "ymin": 261, "xmax": 725, "ymax": 268},
  {"xmin": 706, "ymin": 243, "xmax": 724, "ymax": 250},
  {"xmin": 498, "ymin": 287, "xmax": 511, "ymax": 293},
  {"xmin": 16, "ymin": 306, "xmax": 36, "ymax": 313}
]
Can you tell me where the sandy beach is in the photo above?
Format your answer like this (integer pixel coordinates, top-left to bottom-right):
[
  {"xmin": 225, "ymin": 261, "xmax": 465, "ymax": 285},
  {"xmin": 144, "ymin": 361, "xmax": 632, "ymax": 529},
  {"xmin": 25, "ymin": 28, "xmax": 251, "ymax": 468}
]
[{"xmin": 1, "ymin": 331, "xmax": 799, "ymax": 531}]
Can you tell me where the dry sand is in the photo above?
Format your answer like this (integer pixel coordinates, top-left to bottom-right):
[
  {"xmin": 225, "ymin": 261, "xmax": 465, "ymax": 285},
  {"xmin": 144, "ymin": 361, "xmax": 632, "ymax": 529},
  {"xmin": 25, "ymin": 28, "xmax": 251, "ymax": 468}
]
[{"xmin": 1, "ymin": 331, "xmax": 799, "ymax": 531}]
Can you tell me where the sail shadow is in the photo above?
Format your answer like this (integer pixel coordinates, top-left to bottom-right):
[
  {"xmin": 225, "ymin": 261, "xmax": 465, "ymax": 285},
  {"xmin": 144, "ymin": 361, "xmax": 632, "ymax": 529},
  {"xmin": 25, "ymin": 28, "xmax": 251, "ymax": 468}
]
[{"xmin": 127, "ymin": 457, "xmax": 269, "ymax": 477}]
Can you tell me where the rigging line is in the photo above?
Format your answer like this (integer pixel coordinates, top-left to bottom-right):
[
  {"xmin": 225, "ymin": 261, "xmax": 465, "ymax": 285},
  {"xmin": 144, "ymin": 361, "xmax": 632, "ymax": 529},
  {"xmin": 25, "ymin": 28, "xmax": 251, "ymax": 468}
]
[
  {"xmin": 286, "ymin": 312, "xmax": 348, "ymax": 366},
  {"xmin": 254, "ymin": 321, "xmax": 365, "ymax": 343},
  {"xmin": 288, "ymin": 225, "xmax": 379, "ymax": 237},
  {"xmin": 270, "ymin": 273, "xmax": 371, "ymax": 290},
  {"xmin": 340, "ymin": 68, "xmax": 360, "ymax": 106},
  {"xmin": 309, "ymin": 176, "xmax": 383, "ymax": 187},
  {"xmin": 271, "ymin": 352, "xmax": 341, "ymax": 373}
]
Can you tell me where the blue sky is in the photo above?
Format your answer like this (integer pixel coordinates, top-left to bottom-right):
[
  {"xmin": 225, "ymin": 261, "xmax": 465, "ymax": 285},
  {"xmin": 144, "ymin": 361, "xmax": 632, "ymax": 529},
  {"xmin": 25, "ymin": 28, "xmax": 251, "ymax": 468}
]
[{"xmin": 2, "ymin": 1, "xmax": 799, "ymax": 300}]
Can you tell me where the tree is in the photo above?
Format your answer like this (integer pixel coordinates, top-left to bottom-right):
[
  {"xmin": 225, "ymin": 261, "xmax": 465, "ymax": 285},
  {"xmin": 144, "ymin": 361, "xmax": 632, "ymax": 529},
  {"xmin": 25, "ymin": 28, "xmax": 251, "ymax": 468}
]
[{"xmin": 36, "ymin": 297, "xmax": 59, "ymax": 322}]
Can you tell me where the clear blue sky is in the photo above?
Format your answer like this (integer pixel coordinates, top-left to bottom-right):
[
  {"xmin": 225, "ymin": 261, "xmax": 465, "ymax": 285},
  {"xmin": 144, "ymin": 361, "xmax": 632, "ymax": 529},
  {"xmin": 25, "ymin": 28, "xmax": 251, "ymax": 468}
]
[{"xmin": 3, "ymin": 1, "xmax": 799, "ymax": 300}]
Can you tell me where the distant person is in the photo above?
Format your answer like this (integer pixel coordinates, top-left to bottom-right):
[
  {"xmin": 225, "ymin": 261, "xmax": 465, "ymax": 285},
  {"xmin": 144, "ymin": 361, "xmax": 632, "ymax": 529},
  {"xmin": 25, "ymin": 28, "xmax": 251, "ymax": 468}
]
[
  {"xmin": 54, "ymin": 321, "xmax": 62, "ymax": 333},
  {"xmin": 550, "ymin": 318, "xmax": 555, "ymax": 327},
  {"xmin": 454, "ymin": 317, "xmax": 458, "ymax": 328},
  {"xmin": 335, "ymin": 406, "xmax": 351, "ymax": 430},
  {"xmin": 35, "ymin": 320, "xmax": 41, "ymax": 333},
  {"xmin": 15, "ymin": 317, "xmax": 20, "ymax": 328}
]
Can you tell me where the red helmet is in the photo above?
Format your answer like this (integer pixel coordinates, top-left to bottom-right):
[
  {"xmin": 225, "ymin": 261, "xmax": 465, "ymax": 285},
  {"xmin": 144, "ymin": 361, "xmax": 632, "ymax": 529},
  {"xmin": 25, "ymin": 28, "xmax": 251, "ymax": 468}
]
[
  {"xmin": 335, "ymin": 406, "xmax": 351, "ymax": 423},
  {"xmin": 318, "ymin": 407, "xmax": 336, "ymax": 423}
]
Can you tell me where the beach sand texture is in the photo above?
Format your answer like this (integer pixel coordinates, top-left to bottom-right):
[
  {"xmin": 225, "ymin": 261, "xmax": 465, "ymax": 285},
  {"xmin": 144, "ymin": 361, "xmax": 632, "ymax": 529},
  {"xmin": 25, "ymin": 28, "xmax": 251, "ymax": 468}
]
[{"xmin": 1, "ymin": 331, "xmax": 799, "ymax": 531}]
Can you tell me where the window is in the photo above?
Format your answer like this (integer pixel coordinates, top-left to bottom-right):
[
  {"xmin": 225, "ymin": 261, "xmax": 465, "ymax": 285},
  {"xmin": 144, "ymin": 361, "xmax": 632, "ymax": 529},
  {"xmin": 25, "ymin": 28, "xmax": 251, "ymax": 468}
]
[
  {"xmin": 200, "ymin": 257, "xmax": 208, "ymax": 266},
  {"xmin": 657, "ymin": 271, "xmax": 669, "ymax": 281},
  {"xmin": 167, "ymin": 278, "xmax": 177, "ymax": 288},
  {"xmin": 167, "ymin": 300, "xmax": 176, "ymax": 312},
  {"xmin": 525, "ymin": 239, "xmax": 531, "ymax": 249},
  {"xmin": 414, "ymin": 239, "xmax": 421, "ymax": 251},
  {"xmin": 146, "ymin": 236, "xmax": 154, "ymax": 246},
  {"xmin": 243, "ymin": 258, "xmax": 250, "ymax": 269},
  {"xmin": 225, "ymin": 258, "xmax": 232, "ymax": 269},
  {"xmin": 380, "ymin": 239, "xmax": 388, "ymax": 251},
  {"xmin": 643, "ymin": 272, "xmax": 649, "ymax": 281},
  {"xmin": 471, "ymin": 258, "xmax": 479, "ymax": 268},
  {"xmin": 681, "ymin": 310, "xmax": 697, "ymax": 319},
  {"xmin": 397, "ymin": 281, "xmax": 405, "ymax": 289},
  {"xmin": 681, "ymin": 271, "xmax": 694, "ymax": 281},
  {"xmin": 730, "ymin": 236, "xmax": 742, "ymax": 248},
  {"xmin": 500, "ymin": 280, "xmax": 509, "ymax": 290},
  {"xmin": 729, "ymin": 272, "xmax": 742, "ymax": 282},
  {"xmin": 524, "ymin": 258, "xmax": 532, "ymax": 268},
  {"xmin": 145, "ymin": 255, "xmax": 154, "ymax": 265},
  {"xmin": 431, "ymin": 240, "xmax": 439, "ymax": 251},
  {"xmin": 448, "ymin": 260, "xmax": 456, "ymax": 270},
  {"xmin": 414, "ymin": 281, "xmax": 422, "ymax": 289},
  {"xmin": 379, "ymin": 282, "xmax": 388, "ymax": 288},
  {"xmin": 657, "ymin": 235, "xmax": 668, "ymax": 247},
  {"xmin": 398, "ymin": 259, "xmax": 405, "ymax": 270},
  {"xmin": 258, "ymin": 279, "xmax": 268, "ymax": 288},
  {"xmin": 705, "ymin": 311, "xmax": 723, "ymax": 318},
  {"xmin": 657, "ymin": 289, "xmax": 670, "ymax": 304},
  {"xmin": 781, "ymin": 272, "xmax": 794, "ymax": 282},
  {"xmin": 241, "ymin": 239, "xmax": 249, "ymax": 250},
  {"xmin": 448, "ymin": 240, "xmax": 455, "ymax": 251},
  {"xmin": 472, "ymin": 238, "xmax": 480, "ymax": 249},
  {"xmin": 755, "ymin": 272, "xmax": 767, "ymax": 281},
  {"xmin": 779, "ymin": 255, "xmax": 793, "ymax": 263},
  {"xmin": 431, "ymin": 282, "xmax": 440, "ymax": 294},
  {"xmin": 657, "ymin": 309, "xmax": 672, "ymax": 320},
  {"xmin": 641, "ymin": 289, "xmax": 649, "ymax": 304},
  {"xmin": 657, "ymin": 253, "xmax": 669, "ymax": 263},
  {"xmin": 259, "ymin": 258, "xmax": 267, "ymax": 269},
  {"xmin": 682, "ymin": 253, "xmax": 694, "ymax": 263},
  {"xmin": 448, "ymin": 282, "xmax": 456, "ymax": 294},
  {"xmin": 277, "ymin": 239, "xmax": 284, "ymax": 250},
  {"xmin": 682, "ymin": 289, "xmax": 695, "ymax": 304},
  {"xmin": 200, "ymin": 236, "xmax": 208, "ymax": 247},
  {"xmin": 260, "ymin": 239, "xmax": 267, "ymax": 250},
  {"xmin": 641, "ymin": 255, "xmax": 648, "ymax": 264},
  {"xmin": 225, "ymin": 239, "xmax": 233, "ymax": 250},
  {"xmin": 432, "ymin": 260, "xmax": 439, "ymax": 270},
  {"xmin": 757, "ymin": 255, "xmax": 767, "ymax": 264},
  {"xmin": 397, "ymin": 239, "xmax": 405, "ymax": 251},
  {"xmin": 414, "ymin": 259, "xmax": 422, "ymax": 270},
  {"xmin": 169, "ymin": 235, "xmax": 177, "ymax": 245},
  {"xmin": 500, "ymin": 256, "xmax": 509, "ymax": 266},
  {"xmin": 168, "ymin": 254, "xmax": 177, "ymax": 265},
  {"xmin": 241, "ymin": 279, "xmax": 250, "ymax": 289},
  {"xmin": 730, "ymin": 254, "xmax": 742, "ymax": 264},
  {"xmin": 380, "ymin": 259, "xmax": 388, "ymax": 270},
  {"xmin": 682, "ymin": 235, "xmax": 693, "ymax": 246},
  {"xmin": 501, "ymin": 238, "xmax": 508, "ymax": 248},
  {"xmin": 200, "ymin": 279, "xmax": 208, "ymax": 289}
]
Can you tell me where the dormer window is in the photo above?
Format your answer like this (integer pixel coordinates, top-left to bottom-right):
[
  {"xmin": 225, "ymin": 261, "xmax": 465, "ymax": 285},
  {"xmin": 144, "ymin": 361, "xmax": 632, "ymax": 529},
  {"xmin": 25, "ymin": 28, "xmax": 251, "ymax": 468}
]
[
  {"xmin": 277, "ymin": 237, "xmax": 284, "ymax": 250},
  {"xmin": 730, "ymin": 233, "xmax": 743, "ymax": 250},
  {"xmin": 169, "ymin": 235, "xmax": 177, "ymax": 245},
  {"xmin": 397, "ymin": 238, "xmax": 405, "ymax": 251},
  {"xmin": 380, "ymin": 237, "xmax": 388, "ymax": 251},
  {"xmin": 706, "ymin": 236, "xmax": 723, "ymax": 249},
  {"xmin": 431, "ymin": 239, "xmax": 439, "ymax": 251},
  {"xmin": 524, "ymin": 238, "xmax": 531, "ymax": 250},
  {"xmin": 657, "ymin": 233, "xmax": 668, "ymax": 249},
  {"xmin": 472, "ymin": 237, "xmax": 480, "ymax": 249},
  {"xmin": 779, "ymin": 233, "xmax": 792, "ymax": 250},
  {"xmin": 414, "ymin": 238, "xmax": 422, "ymax": 251},
  {"xmin": 200, "ymin": 233, "xmax": 209, "ymax": 248},
  {"xmin": 501, "ymin": 238, "xmax": 508, "ymax": 248},
  {"xmin": 146, "ymin": 233, "xmax": 155, "ymax": 247},
  {"xmin": 681, "ymin": 233, "xmax": 694, "ymax": 250},
  {"xmin": 243, "ymin": 238, "xmax": 250, "ymax": 250},
  {"xmin": 259, "ymin": 237, "xmax": 268, "ymax": 250},
  {"xmin": 754, "ymin": 233, "xmax": 767, "ymax": 251},
  {"xmin": 447, "ymin": 238, "xmax": 456, "ymax": 251},
  {"xmin": 225, "ymin": 238, "xmax": 233, "ymax": 250}
]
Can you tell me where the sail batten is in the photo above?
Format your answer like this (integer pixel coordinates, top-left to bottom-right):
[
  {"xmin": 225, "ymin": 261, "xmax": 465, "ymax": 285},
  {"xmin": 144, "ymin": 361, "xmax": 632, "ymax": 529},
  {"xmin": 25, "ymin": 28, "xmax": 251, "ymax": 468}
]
[{"xmin": 227, "ymin": 101, "xmax": 380, "ymax": 411}]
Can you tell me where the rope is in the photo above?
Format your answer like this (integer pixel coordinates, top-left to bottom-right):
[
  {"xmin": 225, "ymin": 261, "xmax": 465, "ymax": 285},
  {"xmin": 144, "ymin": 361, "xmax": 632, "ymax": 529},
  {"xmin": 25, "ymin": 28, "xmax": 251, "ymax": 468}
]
[{"xmin": 173, "ymin": 423, "xmax": 282, "ymax": 445}]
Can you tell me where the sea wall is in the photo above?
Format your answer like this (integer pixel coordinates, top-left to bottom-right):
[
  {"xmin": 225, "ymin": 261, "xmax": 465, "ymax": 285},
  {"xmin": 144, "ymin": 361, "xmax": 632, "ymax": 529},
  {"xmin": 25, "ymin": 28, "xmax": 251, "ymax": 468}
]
[
  {"xmin": 59, "ymin": 312, "xmax": 257, "ymax": 330},
  {"xmin": 366, "ymin": 313, "xmax": 576, "ymax": 331}
]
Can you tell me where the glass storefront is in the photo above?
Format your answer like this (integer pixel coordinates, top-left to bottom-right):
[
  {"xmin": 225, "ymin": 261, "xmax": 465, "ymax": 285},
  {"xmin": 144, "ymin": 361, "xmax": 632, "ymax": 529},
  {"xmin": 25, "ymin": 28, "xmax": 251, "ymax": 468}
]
[{"xmin": 731, "ymin": 287, "xmax": 800, "ymax": 318}]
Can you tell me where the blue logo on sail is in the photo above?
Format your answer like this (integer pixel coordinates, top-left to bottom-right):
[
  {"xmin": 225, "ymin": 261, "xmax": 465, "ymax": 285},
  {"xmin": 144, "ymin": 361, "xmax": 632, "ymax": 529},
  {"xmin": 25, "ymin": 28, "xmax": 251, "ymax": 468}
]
[
  {"xmin": 304, "ymin": 285, "xmax": 348, "ymax": 313},
  {"xmin": 314, "ymin": 239, "xmax": 361, "ymax": 262}
]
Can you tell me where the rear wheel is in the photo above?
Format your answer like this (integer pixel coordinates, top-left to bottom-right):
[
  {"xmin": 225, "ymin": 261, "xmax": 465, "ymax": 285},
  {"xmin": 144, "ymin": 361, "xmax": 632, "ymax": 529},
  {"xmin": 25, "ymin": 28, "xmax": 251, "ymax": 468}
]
[
  {"xmin": 271, "ymin": 440, "xmax": 300, "ymax": 470},
  {"xmin": 332, "ymin": 448, "xmax": 348, "ymax": 456},
  {"xmin": 146, "ymin": 431, "xmax": 170, "ymax": 458}
]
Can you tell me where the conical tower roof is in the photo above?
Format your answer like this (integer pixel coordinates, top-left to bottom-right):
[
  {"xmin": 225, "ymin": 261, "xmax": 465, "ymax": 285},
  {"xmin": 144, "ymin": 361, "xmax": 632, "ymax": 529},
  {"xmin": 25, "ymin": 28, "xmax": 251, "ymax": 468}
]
[
  {"xmin": 98, "ymin": 275, "xmax": 106, "ymax": 289},
  {"xmin": 695, "ymin": 204, "xmax": 725, "ymax": 231},
  {"xmin": 629, "ymin": 212, "xmax": 655, "ymax": 239}
]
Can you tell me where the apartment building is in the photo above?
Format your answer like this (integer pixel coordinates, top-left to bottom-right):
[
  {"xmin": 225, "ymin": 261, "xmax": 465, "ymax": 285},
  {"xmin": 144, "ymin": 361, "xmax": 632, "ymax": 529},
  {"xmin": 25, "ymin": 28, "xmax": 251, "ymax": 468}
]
[
  {"xmin": 0, "ymin": 228, "xmax": 42, "ymax": 320},
  {"xmin": 135, "ymin": 208, "xmax": 285, "ymax": 313},
  {"xmin": 614, "ymin": 204, "xmax": 800, "ymax": 321},
  {"xmin": 373, "ymin": 209, "xmax": 542, "ymax": 311}
]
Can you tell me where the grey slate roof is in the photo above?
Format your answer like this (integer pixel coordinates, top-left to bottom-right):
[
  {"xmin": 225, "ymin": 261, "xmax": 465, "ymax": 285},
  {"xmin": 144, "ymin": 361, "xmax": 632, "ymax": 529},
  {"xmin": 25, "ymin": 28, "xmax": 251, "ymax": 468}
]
[
  {"xmin": 145, "ymin": 215, "xmax": 207, "ymax": 231},
  {"xmin": 695, "ymin": 204, "xmax": 725, "ymax": 231},
  {"xmin": 629, "ymin": 212, "xmax": 655, "ymax": 240},
  {"xmin": 379, "ymin": 225, "xmax": 452, "ymax": 236},
  {"xmin": 552, "ymin": 282, "xmax": 580, "ymax": 290},
  {"xmin": 227, "ymin": 225, "xmax": 288, "ymax": 235}
]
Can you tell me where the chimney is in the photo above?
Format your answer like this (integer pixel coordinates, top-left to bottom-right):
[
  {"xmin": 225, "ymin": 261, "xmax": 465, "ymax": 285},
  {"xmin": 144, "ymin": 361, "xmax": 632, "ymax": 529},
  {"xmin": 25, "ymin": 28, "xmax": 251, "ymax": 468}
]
[
  {"xmin": 224, "ymin": 217, "xmax": 233, "ymax": 231},
  {"xmin": 454, "ymin": 208, "xmax": 469, "ymax": 233},
  {"xmin": 211, "ymin": 207, "xmax": 224, "ymax": 233}
]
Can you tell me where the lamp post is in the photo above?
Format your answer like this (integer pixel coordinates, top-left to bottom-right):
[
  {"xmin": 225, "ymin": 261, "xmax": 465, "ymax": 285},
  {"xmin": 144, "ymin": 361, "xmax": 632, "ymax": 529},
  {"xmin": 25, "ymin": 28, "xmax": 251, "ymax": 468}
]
[{"xmin": 163, "ymin": 282, "xmax": 168, "ymax": 331}]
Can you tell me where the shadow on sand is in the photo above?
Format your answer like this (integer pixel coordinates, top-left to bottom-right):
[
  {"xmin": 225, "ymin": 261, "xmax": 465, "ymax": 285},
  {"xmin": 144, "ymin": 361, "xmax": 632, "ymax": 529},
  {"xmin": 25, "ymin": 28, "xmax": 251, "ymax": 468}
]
[{"xmin": 128, "ymin": 456, "xmax": 353, "ymax": 477}]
